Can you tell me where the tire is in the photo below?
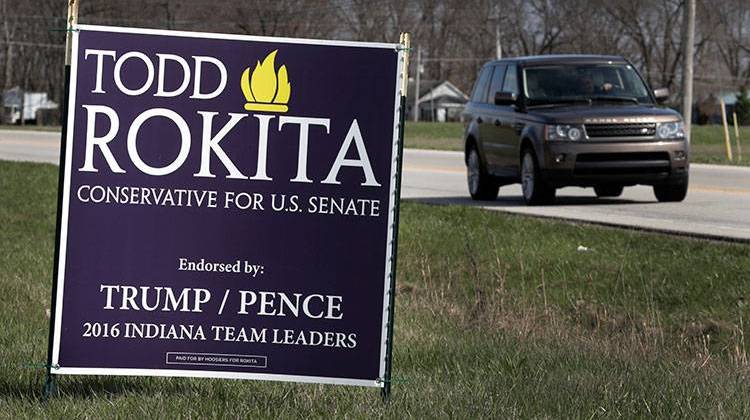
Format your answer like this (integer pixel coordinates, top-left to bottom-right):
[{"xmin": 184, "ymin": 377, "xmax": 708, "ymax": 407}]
[
  {"xmin": 594, "ymin": 185, "xmax": 624, "ymax": 198},
  {"xmin": 520, "ymin": 149, "xmax": 555, "ymax": 205},
  {"xmin": 466, "ymin": 146, "xmax": 499, "ymax": 201},
  {"xmin": 653, "ymin": 177, "xmax": 688, "ymax": 202}
]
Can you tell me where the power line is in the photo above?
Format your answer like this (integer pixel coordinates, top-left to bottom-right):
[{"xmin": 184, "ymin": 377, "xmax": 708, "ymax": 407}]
[
  {"xmin": 3, "ymin": 40, "xmax": 64, "ymax": 49},
  {"xmin": 645, "ymin": 70, "xmax": 748, "ymax": 83}
]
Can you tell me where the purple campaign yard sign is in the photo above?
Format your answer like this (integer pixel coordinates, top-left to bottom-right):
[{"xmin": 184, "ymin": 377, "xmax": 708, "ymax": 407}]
[{"xmin": 50, "ymin": 25, "xmax": 404, "ymax": 387}]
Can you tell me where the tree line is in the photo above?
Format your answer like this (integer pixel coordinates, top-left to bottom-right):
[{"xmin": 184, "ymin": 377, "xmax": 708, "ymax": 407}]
[{"xmin": 1, "ymin": 0, "xmax": 749, "ymax": 114}]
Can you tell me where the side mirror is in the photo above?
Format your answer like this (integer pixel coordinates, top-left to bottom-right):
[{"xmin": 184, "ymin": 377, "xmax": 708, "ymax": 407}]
[
  {"xmin": 494, "ymin": 91, "xmax": 518, "ymax": 106},
  {"xmin": 653, "ymin": 88, "xmax": 669, "ymax": 103}
]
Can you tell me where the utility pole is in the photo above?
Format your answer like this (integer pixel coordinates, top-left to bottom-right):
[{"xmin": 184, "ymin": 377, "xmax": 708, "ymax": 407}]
[
  {"xmin": 413, "ymin": 45, "xmax": 421, "ymax": 122},
  {"xmin": 681, "ymin": 0, "xmax": 695, "ymax": 143},
  {"xmin": 494, "ymin": 3, "xmax": 502, "ymax": 60},
  {"xmin": 495, "ymin": 21, "xmax": 502, "ymax": 59}
]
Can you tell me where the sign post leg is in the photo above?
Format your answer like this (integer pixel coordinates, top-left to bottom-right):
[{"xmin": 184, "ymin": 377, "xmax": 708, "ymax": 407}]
[
  {"xmin": 44, "ymin": 0, "xmax": 79, "ymax": 399},
  {"xmin": 382, "ymin": 32, "xmax": 410, "ymax": 402}
]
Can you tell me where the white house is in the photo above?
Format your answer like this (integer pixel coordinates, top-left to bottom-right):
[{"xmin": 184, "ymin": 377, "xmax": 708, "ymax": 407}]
[{"xmin": 408, "ymin": 80, "xmax": 469, "ymax": 122}]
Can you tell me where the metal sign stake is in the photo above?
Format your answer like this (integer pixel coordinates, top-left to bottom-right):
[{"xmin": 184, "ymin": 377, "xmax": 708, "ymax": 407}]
[
  {"xmin": 381, "ymin": 32, "xmax": 410, "ymax": 402},
  {"xmin": 44, "ymin": 0, "xmax": 79, "ymax": 399}
]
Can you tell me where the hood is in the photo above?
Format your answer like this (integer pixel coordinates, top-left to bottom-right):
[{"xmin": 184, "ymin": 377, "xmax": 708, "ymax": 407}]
[{"xmin": 529, "ymin": 104, "xmax": 682, "ymax": 124}]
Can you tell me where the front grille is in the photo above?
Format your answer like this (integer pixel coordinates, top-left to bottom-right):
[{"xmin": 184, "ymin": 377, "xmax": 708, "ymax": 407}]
[
  {"xmin": 574, "ymin": 152, "xmax": 670, "ymax": 176},
  {"xmin": 585, "ymin": 123, "xmax": 656, "ymax": 138},
  {"xmin": 576, "ymin": 152, "xmax": 669, "ymax": 162}
]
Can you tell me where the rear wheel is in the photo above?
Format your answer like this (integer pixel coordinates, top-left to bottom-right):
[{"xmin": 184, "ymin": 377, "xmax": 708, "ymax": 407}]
[
  {"xmin": 521, "ymin": 149, "xmax": 555, "ymax": 205},
  {"xmin": 467, "ymin": 146, "xmax": 499, "ymax": 201},
  {"xmin": 594, "ymin": 185, "xmax": 624, "ymax": 198},
  {"xmin": 654, "ymin": 177, "xmax": 688, "ymax": 202}
]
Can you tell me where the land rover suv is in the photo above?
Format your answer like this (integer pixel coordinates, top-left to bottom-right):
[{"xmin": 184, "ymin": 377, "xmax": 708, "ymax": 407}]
[{"xmin": 463, "ymin": 55, "xmax": 689, "ymax": 205}]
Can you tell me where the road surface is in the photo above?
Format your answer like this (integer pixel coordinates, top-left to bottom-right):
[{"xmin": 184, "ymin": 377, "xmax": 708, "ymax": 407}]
[
  {"xmin": 403, "ymin": 149, "xmax": 750, "ymax": 242},
  {"xmin": 0, "ymin": 129, "xmax": 61, "ymax": 164},
  {"xmin": 2, "ymin": 129, "xmax": 749, "ymax": 241}
]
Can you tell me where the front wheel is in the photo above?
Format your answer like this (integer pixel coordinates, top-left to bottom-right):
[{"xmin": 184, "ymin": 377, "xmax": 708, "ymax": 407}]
[
  {"xmin": 467, "ymin": 147, "xmax": 499, "ymax": 201},
  {"xmin": 654, "ymin": 178, "xmax": 688, "ymax": 202},
  {"xmin": 521, "ymin": 149, "xmax": 555, "ymax": 205}
]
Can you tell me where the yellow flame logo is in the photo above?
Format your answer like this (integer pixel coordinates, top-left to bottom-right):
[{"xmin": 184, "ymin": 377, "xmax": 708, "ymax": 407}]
[{"xmin": 241, "ymin": 50, "xmax": 290, "ymax": 113}]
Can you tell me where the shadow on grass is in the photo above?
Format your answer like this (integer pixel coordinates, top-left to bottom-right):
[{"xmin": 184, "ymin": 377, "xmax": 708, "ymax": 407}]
[
  {"xmin": 405, "ymin": 194, "xmax": 652, "ymax": 208},
  {"xmin": 0, "ymin": 374, "xmax": 188, "ymax": 401}
]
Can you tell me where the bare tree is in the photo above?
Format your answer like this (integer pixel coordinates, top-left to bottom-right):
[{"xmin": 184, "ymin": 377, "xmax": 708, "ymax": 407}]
[
  {"xmin": 604, "ymin": 0, "xmax": 684, "ymax": 92},
  {"xmin": 712, "ymin": 0, "xmax": 750, "ymax": 87},
  {"xmin": 1, "ymin": 0, "xmax": 749, "ymax": 114}
]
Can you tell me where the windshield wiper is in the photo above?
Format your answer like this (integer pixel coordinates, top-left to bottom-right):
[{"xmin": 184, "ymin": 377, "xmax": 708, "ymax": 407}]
[{"xmin": 588, "ymin": 95, "xmax": 639, "ymax": 104}]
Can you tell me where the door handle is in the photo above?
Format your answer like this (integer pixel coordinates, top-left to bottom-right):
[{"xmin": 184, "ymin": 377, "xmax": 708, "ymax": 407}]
[
  {"xmin": 494, "ymin": 119, "xmax": 502, "ymax": 126},
  {"xmin": 477, "ymin": 117, "xmax": 483, "ymax": 124}
]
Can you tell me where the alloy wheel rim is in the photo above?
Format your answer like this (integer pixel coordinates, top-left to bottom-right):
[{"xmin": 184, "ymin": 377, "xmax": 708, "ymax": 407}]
[
  {"xmin": 468, "ymin": 150, "xmax": 480, "ymax": 194},
  {"xmin": 522, "ymin": 153, "xmax": 534, "ymax": 200}
]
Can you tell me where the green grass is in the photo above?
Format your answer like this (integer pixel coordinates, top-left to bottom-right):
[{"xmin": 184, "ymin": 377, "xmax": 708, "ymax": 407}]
[
  {"xmin": 404, "ymin": 121, "xmax": 464, "ymax": 151},
  {"xmin": 689, "ymin": 125, "xmax": 750, "ymax": 165},
  {"xmin": 405, "ymin": 122, "xmax": 750, "ymax": 166},
  {"xmin": 2, "ymin": 160, "xmax": 750, "ymax": 417}
]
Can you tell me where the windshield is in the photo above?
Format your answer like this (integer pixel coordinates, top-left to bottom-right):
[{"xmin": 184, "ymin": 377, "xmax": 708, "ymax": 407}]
[{"xmin": 523, "ymin": 63, "xmax": 652, "ymax": 105}]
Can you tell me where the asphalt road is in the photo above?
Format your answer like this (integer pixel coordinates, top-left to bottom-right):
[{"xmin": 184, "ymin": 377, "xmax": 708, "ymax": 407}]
[
  {"xmin": 2, "ymin": 128, "xmax": 750, "ymax": 241},
  {"xmin": 0, "ymin": 129, "xmax": 61, "ymax": 164},
  {"xmin": 403, "ymin": 149, "xmax": 750, "ymax": 242}
]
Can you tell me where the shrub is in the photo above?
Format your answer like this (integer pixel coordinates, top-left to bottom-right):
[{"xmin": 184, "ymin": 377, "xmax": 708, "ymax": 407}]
[{"xmin": 735, "ymin": 88, "xmax": 750, "ymax": 125}]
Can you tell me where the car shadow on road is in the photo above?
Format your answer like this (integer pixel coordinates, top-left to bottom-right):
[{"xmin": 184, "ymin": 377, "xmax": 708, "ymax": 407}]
[{"xmin": 404, "ymin": 195, "xmax": 654, "ymax": 207}]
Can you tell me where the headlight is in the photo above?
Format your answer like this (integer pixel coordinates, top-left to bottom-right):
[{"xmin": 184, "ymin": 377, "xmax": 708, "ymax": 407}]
[
  {"xmin": 546, "ymin": 124, "xmax": 585, "ymax": 141},
  {"xmin": 655, "ymin": 121, "xmax": 685, "ymax": 139}
]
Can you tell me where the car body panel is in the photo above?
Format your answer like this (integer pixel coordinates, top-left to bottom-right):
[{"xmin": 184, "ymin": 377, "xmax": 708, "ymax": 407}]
[{"xmin": 462, "ymin": 54, "xmax": 689, "ymax": 191}]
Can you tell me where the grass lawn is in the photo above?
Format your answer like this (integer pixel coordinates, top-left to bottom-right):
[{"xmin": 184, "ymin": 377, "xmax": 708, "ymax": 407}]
[
  {"xmin": 405, "ymin": 121, "xmax": 750, "ymax": 166},
  {"xmin": 404, "ymin": 121, "xmax": 464, "ymax": 151},
  {"xmin": 2, "ymin": 160, "xmax": 750, "ymax": 417}
]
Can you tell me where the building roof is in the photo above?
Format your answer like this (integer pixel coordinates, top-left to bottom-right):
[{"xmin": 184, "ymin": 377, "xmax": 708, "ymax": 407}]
[
  {"xmin": 419, "ymin": 80, "xmax": 468, "ymax": 103},
  {"xmin": 407, "ymin": 79, "xmax": 439, "ymax": 100},
  {"xmin": 408, "ymin": 79, "xmax": 469, "ymax": 104}
]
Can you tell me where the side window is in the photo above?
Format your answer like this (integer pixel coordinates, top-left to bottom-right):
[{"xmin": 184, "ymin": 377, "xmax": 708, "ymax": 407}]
[
  {"xmin": 503, "ymin": 64, "xmax": 518, "ymax": 95},
  {"xmin": 487, "ymin": 64, "xmax": 506, "ymax": 103},
  {"xmin": 471, "ymin": 67, "xmax": 493, "ymax": 103}
]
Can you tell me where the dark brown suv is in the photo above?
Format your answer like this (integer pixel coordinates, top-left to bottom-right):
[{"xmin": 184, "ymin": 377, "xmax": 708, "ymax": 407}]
[{"xmin": 463, "ymin": 55, "xmax": 689, "ymax": 205}]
